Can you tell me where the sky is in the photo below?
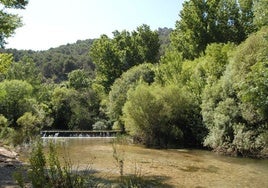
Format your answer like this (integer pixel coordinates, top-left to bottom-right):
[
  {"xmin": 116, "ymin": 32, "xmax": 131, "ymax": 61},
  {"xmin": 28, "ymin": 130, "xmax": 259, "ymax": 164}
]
[{"xmin": 6, "ymin": 0, "xmax": 183, "ymax": 51}]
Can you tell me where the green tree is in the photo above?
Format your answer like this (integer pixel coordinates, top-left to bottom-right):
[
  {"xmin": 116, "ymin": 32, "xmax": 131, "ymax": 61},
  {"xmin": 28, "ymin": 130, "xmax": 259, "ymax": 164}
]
[
  {"xmin": 1, "ymin": 39, "xmax": 95, "ymax": 82},
  {"xmin": 253, "ymin": 0, "xmax": 268, "ymax": 29},
  {"xmin": 6, "ymin": 56, "xmax": 42, "ymax": 94},
  {"xmin": 0, "ymin": 114, "xmax": 7, "ymax": 127},
  {"xmin": 171, "ymin": 0, "xmax": 255, "ymax": 59},
  {"xmin": 90, "ymin": 25, "xmax": 159, "ymax": 94},
  {"xmin": 0, "ymin": 79, "xmax": 33, "ymax": 127},
  {"xmin": 68, "ymin": 69, "xmax": 91, "ymax": 90},
  {"xmin": 241, "ymin": 61, "xmax": 268, "ymax": 118},
  {"xmin": 123, "ymin": 83, "xmax": 205, "ymax": 148},
  {"xmin": 51, "ymin": 87, "xmax": 77, "ymax": 130},
  {"xmin": 0, "ymin": 53, "xmax": 13, "ymax": 80},
  {"xmin": 107, "ymin": 63, "xmax": 155, "ymax": 130},
  {"xmin": 171, "ymin": 0, "xmax": 209, "ymax": 59},
  {"xmin": 201, "ymin": 78, "xmax": 239, "ymax": 149},
  {"xmin": 51, "ymin": 86, "xmax": 99, "ymax": 130},
  {"xmin": 123, "ymin": 83, "xmax": 166, "ymax": 147},
  {"xmin": 133, "ymin": 24, "xmax": 160, "ymax": 63},
  {"xmin": 155, "ymin": 48, "xmax": 205, "ymax": 101},
  {"xmin": 0, "ymin": 114, "xmax": 8, "ymax": 138},
  {"xmin": 201, "ymin": 27, "xmax": 268, "ymax": 157},
  {"xmin": 0, "ymin": 0, "xmax": 28, "ymax": 47},
  {"xmin": 157, "ymin": 27, "xmax": 173, "ymax": 57},
  {"xmin": 234, "ymin": 27, "xmax": 268, "ymax": 123},
  {"xmin": 90, "ymin": 34, "xmax": 121, "ymax": 93},
  {"xmin": 155, "ymin": 49, "xmax": 183, "ymax": 86},
  {"xmin": 239, "ymin": 0, "xmax": 255, "ymax": 36},
  {"xmin": 36, "ymin": 82, "xmax": 53, "ymax": 100},
  {"xmin": 200, "ymin": 43, "xmax": 234, "ymax": 84},
  {"xmin": 112, "ymin": 30, "xmax": 141, "ymax": 69},
  {"xmin": 155, "ymin": 44, "xmax": 235, "ymax": 148},
  {"xmin": 16, "ymin": 112, "xmax": 42, "ymax": 142},
  {"xmin": 68, "ymin": 88, "xmax": 100, "ymax": 130}
]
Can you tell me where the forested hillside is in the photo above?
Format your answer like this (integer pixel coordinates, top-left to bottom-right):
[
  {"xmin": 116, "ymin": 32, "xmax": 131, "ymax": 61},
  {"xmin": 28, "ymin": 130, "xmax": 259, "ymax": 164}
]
[
  {"xmin": 0, "ymin": 39, "xmax": 95, "ymax": 82},
  {"xmin": 0, "ymin": 0, "xmax": 267, "ymax": 158},
  {"xmin": 0, "ymin": 28, "xmax": 171, "ymax": 82}
]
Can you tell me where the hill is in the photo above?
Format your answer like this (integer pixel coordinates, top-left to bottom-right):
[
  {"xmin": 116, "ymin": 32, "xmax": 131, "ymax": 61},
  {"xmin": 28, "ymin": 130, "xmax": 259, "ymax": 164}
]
[
  {"xmin": 0, "ymin": 28, "xmax": 172, "ymax": 83},
  {"xmin": 1, "ymin": 39, "xmax": 95, "ymax": 82}
]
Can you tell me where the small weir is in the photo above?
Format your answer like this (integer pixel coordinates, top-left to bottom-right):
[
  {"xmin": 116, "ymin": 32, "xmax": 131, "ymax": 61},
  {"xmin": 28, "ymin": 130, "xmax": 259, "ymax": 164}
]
[{"xmin": 41, "ymin": 130, "xmax": 122, "ymax": 138}]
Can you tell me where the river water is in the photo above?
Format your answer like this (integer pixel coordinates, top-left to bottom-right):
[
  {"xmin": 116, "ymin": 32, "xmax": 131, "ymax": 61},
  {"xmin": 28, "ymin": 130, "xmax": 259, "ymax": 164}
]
[{"xmin": 40, "ymin": 137, "xmax": 268, "ymax": 187}]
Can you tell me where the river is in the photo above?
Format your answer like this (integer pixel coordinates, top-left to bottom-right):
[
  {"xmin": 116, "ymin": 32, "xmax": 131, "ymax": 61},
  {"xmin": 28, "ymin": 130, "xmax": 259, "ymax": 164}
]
[{"xmin": 39, "ymin": 137, "xmax": 268, "ymax": 187}]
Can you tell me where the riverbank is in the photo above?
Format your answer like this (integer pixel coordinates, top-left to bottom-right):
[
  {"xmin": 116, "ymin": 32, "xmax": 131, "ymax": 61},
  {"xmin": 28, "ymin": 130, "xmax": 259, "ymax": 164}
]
[
  {"xmin": 0, "ymin": 144, "xmax": 21, "ymax": 187},
  {"xmin": 213, "ymin": 145, "xmax": 268, "ymax": 159}
]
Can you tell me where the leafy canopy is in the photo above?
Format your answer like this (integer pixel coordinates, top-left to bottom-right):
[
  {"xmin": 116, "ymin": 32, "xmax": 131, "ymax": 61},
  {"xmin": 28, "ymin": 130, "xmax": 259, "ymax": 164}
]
[
  {"xmin": 171, "ymin": 0, "xmax": 255, "ymax": 59},
  {"xmin": 0, "ymin": 0, "xmax": 28, "ymax": 47},
  {"xmin": 90, "ymin": 24, "xmax": 159, "ymax": 93}
]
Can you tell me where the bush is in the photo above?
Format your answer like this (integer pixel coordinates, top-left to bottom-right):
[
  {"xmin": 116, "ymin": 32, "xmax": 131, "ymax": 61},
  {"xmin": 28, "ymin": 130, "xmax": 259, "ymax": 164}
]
[
  {"xmin": 123, "ymin": 83, "xmax": 204, "ymax": 148},
  {"xmin": 16, "ymin": 112, "xmax": 42, "ymax": 143},
  {"xmin": 92, "ymin": 120, "xmax": 108, "ymax": 130},
  {"xmin": 107, "ymin": 63, "xmax": 155, "ymax": 131},
  {"xmin": 201, "ymin": 27, "xmax": 268, "ymax": 157},
  {"xmin": 14, "ymin": 141, "xmax": 96, "ymax": 188},
  {"xmin": 0, "ymin": 114, "xmax": 9, "ymax": 140}
]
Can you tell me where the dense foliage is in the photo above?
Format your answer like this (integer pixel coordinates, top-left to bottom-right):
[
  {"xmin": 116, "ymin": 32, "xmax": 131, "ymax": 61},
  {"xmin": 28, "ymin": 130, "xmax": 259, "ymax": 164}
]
[
  {"xmin": 1, "ymin": 39, "xmax": 95, "ymax": 82},
  {"xmin": 202, "ymin": 27, "xmax": 268, "ymax": 157},
  {"xmin": 171, "ymin": 0, "xmax": 255, "ymax": 60},
  {"xmin": 0, "ymin": 0, "xmax": 267, "ymax": 158},
  {"xmin": 123, "ymin": 83, "xmax": 205, "ymax": 148},
  {"xmin": 107, "ymin": 63, "xmax": 155, "ymax": 131},
  {"xmin": 90, "ymin": 24, "xmax": 159, "ymax": 94}
]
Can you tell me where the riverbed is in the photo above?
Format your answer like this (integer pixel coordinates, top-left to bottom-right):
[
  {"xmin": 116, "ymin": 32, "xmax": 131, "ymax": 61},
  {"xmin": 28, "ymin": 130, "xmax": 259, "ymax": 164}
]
[{"xmin": 25, "ymin": 137, "xmax": 268, "ymax": 187}]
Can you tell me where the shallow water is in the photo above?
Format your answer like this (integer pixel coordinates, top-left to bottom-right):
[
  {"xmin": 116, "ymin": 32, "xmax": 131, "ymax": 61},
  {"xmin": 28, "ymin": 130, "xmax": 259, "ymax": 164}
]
[{"xmin": 40, "ymin": 137, "xmax": 268, "ymax": 187}]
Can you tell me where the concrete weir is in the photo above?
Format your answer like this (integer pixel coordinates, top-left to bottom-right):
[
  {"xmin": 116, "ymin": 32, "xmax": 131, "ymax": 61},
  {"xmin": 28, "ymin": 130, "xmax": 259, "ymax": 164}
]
[{"xmin": 41, "ymin": 130, "xmax": 122, "ymax": 138}]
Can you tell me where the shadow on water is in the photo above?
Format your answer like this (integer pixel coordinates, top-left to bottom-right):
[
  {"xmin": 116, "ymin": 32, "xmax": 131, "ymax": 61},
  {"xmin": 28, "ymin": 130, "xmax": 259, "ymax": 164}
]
[
  {"xmin": 89, "ymin": 174, "xmax": 174, "ymax": 188},
  {"xmin": 180, "ymin": 165, "xmax": 219, "ymax": 173},
  {"xmin": 0, "ymin": 164, "xmax": 19, "ymax": 187},
  {"xmin": 176, "ymin": 148, "xmax": 268, "ymax": 168}
]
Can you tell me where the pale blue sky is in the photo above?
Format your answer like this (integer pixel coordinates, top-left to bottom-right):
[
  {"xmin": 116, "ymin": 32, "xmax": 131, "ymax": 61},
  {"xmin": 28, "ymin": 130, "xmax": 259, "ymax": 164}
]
[{"xmin": 6, "ymin": 0, "xmax": 183, "ymax": 50}]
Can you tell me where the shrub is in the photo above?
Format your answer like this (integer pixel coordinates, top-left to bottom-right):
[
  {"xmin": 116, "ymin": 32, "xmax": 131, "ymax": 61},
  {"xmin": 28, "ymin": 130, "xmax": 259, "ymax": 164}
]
[
  {"xmin": 14, "ymin": 141, "xmax": 96, "ymax": 188},
  {"xmin": 92, "ymin": 120, "xmax": 108, "ymax": 130},
  {"xmin": 123, "ymin": 83, "xmax": 204, "ymax": 148}
]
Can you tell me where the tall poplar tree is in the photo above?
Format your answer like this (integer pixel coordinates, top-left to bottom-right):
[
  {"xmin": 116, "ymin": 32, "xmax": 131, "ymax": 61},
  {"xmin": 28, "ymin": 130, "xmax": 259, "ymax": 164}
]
[
  {"xmin": 171, "ymin": 0, "xmax": 255, "ymax": 60},
  {"xmin": 90, "ymin": 24, "xmax": 159, "ymax": 93}
]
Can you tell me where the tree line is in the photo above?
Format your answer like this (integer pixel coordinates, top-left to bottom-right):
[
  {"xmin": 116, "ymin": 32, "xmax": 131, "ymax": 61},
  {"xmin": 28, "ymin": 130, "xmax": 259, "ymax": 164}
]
[{"xmin": 0, "ymin": 0, "xmax": 267, "ymax": 158}]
